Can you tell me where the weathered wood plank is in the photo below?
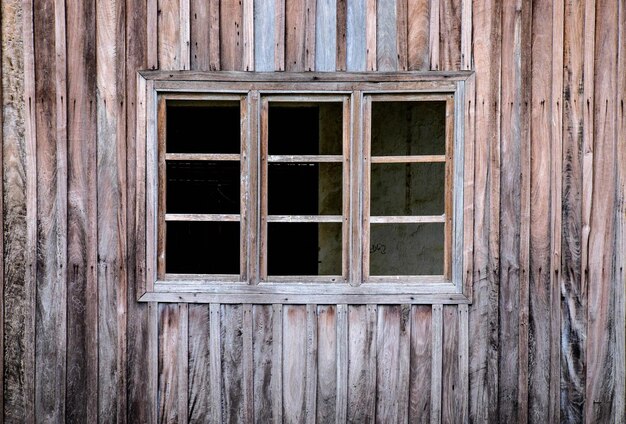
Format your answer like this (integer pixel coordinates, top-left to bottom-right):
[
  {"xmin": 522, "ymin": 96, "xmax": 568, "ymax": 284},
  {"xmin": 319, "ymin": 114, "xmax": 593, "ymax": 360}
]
[
  {"xmin": 317, "ymin": 305, "xmax": 337, "ymax": 422},
  {"xmin": 430, "ymin": 304, "xmax": 442, "ymax": 424},
  {"xmin": 585, "ymin": 0, "xmax": 619, "ymax": 421},
  {"xmin": 158, "ymin": 0, "xmax": 182, "ymax": 69},
  {"xmin": 407, "ymin": 0, "xmax": 429, "ymax": 70},
  {"xmin": 346, "ymin": 0, "xmax": 366, "ymax": 70},
  {"xmin": 275, "ymin": 0, "xmax": 286, "ymax": 70},
  {"xmin": 365, "ymin": 0, "xmax": 376, "ymax": 70},
  {"xmin": 335, "ymin": 304, "xmax": 348, "ymax": 422},
  {"xmin": 439, "ymin": 0, "xmax": 460, "ymax": 70},
  {"xmin": 305, "ymin": 304, "xmax": 318, "ymax": 423},
  {"xmin": 429, "ymin": 0, "xmax": 439, "ymax": 69},
  {"xmin": 395, "ymin": 0, "xmax": 408, "ymax": 70},
  {"xmin": 252, "ymin": 305, "xmax": 277, "ymax": 422},
  {"xmin": 209, "ymin": 304, "xmax": 223, "ymax": 422},
  {"xmin": 209, "ymin": 0, "xmax": 221, "ymax": 70},
  {"xmin": 243, "ymin": 0, "xmax": 255, "ymax": 70},
  {"xmin": 347, "ymin": 305, "xmax": 377, "ymax": 422},
  {"xmin": 441, "ymin": 305, "xmax": 459, "ymax": 422},
  {"xmin": 528, "ymin": 0, "xmax": 553, "ymax": 421},
  {"xmin": 66, "ymin": 0, "xmax": 98, "ymax": 419},
  {"xmin": 96, "ymin": 0, "xmax": 127, "ymax": 419},
  {"xmin": 397, "ymin": 305, "xmax": 411, "ymax": 424},
  {"xmin": 336, "ymin": 0, "xmax": 347, "ymax": 70},
  {"xmin": 468, "ymin": 0, "xmax": 501, "ymax": 421},
  {"xmin": 458, "ymin": 305, "xmax": 469, "ymax": 423},
  {"xmin": 272, "ymin": 304, "xmax": 284, "ymax": 423},
  {"xmin": 409, "ymin": 306, "xmax": 432, "ymax": 423},
  {"xmin": 376, "ymin": 0, "xmax": 398, "ymax": 71},
  {"xmin": 316, "ymin": 0, "xmax": 337, "ymax": 71},
  {"xmin": 220, "ymin": 0, "xmax": 244, "ymax": 70},
  {"xmin": 190, "ymin": 0, "xmax": 210, "ymax": 70},
  {"xmin": 498, "ymin": 0, "xmax": 522, "ymax": 420},
  {"xmin": 283, "ymin": 305, "xmax": 308, "ymax": 421},
  {"xmin": 188, "ymin": 305, "xmax": 210, "ymax": 423},
  {"xmin": 285, "ymin": 0, "xmax": 314, "ymax": 71},
  {"xmin": 34, "ymin": 0, "xmax": 67, "ymax": 418},
  {"xmin": 242, "ymin": 304, "xmax": 254, "ymax": 422},
  {"xmin": 158, "ymin": 304, "xmax": 181, "ymax": 423},
  {"xmin": 3, "ymin": 0, "xmax": 36, "ymax": 418},
  {"xmin": 255, "ymin": 0, "xmax": 276, "ymax": 71},
  {"xmin": 178, "ymin": 304, "xmax": 189, "ymax": 423},
  {"xmin": 222, "ymin": 304, "xmax": 245, "ymax": 423},
  {"xmin": 460, "ymin": 0, "xmax": 471, "ymax": 69},
  {"xmin": 375, "ymin": 305, "xmax": 402, "ymax": 423}
]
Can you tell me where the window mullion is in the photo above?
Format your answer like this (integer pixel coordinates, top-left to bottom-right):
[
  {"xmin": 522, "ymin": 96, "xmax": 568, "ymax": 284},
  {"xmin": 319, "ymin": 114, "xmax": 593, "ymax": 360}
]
[
  {"xmin": 247, "ymin": 91, "xmax": 261, "ymax": 285},
  {"xmin": 350, "ymin": 91, "xmax": 365, "ymax": 286}
]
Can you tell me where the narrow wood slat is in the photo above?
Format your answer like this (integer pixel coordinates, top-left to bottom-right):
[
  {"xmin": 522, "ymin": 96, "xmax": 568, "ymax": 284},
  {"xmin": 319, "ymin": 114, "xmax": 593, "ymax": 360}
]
[
  {"xmin": 158, "ymin": 0, "xmax": 182, "ymax": 70},
  {"xmin": 158, "ymin": 304, "xmax": 181, "ymax": 423},
  {"xmin": 441, "ymin": 305, "xmax": 459, "ymax": 422},
  {"xmin": 275, "ymin": 0, "xmax": 286, "ymax": 71},
  {"xmin": 460, "ymin": 0, "xmax": 471, "ymax": 69},
  {"xmin": 396, "ymin": 0, "xmax": 408, "ymax": 70},
  {"xmin": 243, "ymin": 0, "xmax": 254, "ymax": 70},
  {"xmin": 254, "ymin": 0, "xmax": 276, "ymax": 71},
  {"xmin": 178, "ymin": 304, "xmax": 189, "ymax": 423},
  {"xmin": 208, "ymin": 304, "xmax": 222, "ymax": 422},
  {"xmin": 366, "ymin": 0, "xmax": 377, "ymax": 70},
  {"xmin": 272, "ymin": 304, "xmax": 284, "ymax": 423},
  {"xmin": 376, "ymin": 0, "xmax": 398, "ymax": 71},
  {"xmin": 285, "ymin": 0, "xmax": 306, "ymax": 71},
  {"xmin": 305, "ymin": 305, "xmax": 318, "ymax": 423},
  {"xmin": 369, "ymin": 215, "xmax": 445, "ymax": 224},
  {"xmin": 242, "ymin": 304, "xmax": 254, "ymax": 422},
  {"xmin": 190, "ymin": 0, "xmax": 210, "ymax": 70},
  {"xmin": 221, "ymin": 305, "xmax": 245, "ymax": 422},
  {"xmin": 346, "ymin": 0, "xmax": 366, "ymax": 70},
  {"xmin": 458, "ymin": 305, "xmax": 469, "ymax": 423},
  {"xmin": 180, "ymin": 0, "xmax": 191, "ymax": 69},
  {"xmin": 165, "ymin": 213, "xmax": 241, "ymax": 222},
  {"xmin": 283, "ymin": 305, "xmax": 308, "ymax": 422},
  {"xmin": 165, "ymin": 153, "xmax": 241, "ymax": 161},
  {"xmin": 317, "ymin": 305, "xmax": 338, "ymax": 422},
  {"xmin": 409, "ymin": 305, "xmax": 432, "ymax": 423},
  {"xmin": 407, "ymin": 0, "xmax": 429, "ymax": 70},
  {"xmin": 335, "ymin": 304, "xmax": 349, "ymax": 422},
  {"xmin": 188, "ymin": 305, "xmax": 211, "ymax": 422},
  {"xmin": 209, "ymin": 0, "xmax": 220, "ymax": 70},
  {"xmin": 336, "ymin": 0, "xmax": 347, "ymax": 70},
  {"xmin": 266, "ymin": 215, "xmax": 343, "ymax": 223},
  {"xmin": 220, "ymin": 0, "xmax": 244, "ymax": 70},
  {"xmin": 346, "ymin": 305, "xmax": 377, "ymax": 422},
  {"xmin": 316, "ymin": 0, "xmax": 337, "ymax": 71},
  {"xmin": 438, "ymin": 0, "xmax": 460, "ymax": 70},
  {"xmin": 430, "ymin": 304, "xmax": 442, "ymax": 424},
  {"xmin": 375, "ymin": 305, "xmax": 402, "ymax": 422},
  {"xmin": 429, "ymin": 0, "xmax": 440, "ymax": 70},
  {"xmin": 370, "ymin": 155, "xmax": 446, "ymax": 163},
  {"xmin": 252, "ymin": 305, "xmax": 277, "ymax": 422},
  {"xmin": 268, "ymin": 154, "xmax": 343, "ymax": 162},
  {"xmin": 397, "ymin": 305, "xmax": 412, "ymax": 424}
]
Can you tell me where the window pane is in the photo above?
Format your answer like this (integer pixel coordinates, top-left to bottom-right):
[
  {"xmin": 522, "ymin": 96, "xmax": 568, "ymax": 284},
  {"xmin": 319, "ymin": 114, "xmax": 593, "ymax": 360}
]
[
  {"xmin": 370, "ymin": 162, "xmax": 445, "ymax": 216},
  {"xmin": 371, "ymin": 101, "xmax": 446, "ymax": 156},
  {"xmin": 369, "ymin": 223, "xmax": 444, "ymax": 275},
  {"xmin": 267, "ymin": 223, "xmax": 342, "ymax": 276},
  {"xmin": 167, "ymin": 103, "xmax": 240, "ymax": 153},
  {"xmin": 268, "ymin": 162, "xmax": 342, "ymax": 215},
  {"xmin": 166, "ymin": 221, "xmax": 240, "ymax": 274},
  {"xmin": 268, "ymin": 103, "xmax": 343, "ymax": 155},
  {"xmin": 166, "ymin": 161, "xmax": 240, "ymax": 214}
]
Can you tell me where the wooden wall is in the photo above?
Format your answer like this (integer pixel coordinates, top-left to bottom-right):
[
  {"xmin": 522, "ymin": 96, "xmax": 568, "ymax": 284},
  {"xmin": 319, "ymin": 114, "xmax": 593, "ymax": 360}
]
[{"xmin": 1, "ymin": 0, "xmax": 624, "ymax": 422}]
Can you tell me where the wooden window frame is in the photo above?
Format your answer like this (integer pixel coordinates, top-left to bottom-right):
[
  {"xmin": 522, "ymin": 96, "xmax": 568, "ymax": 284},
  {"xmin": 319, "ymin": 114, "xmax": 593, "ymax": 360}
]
[{"xmin": 136, "ymin": 71, "xmax": 475, "ymax": 304}]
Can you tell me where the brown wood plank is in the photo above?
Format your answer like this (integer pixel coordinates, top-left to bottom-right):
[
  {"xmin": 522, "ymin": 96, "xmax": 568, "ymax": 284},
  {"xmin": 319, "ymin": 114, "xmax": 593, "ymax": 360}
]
[
  {"xmin": 158, "ymin": 304, "xmax": 181, "ymax": 423},
  {"xmin": 527, "ymin": 0, "xmax": 554, "ymax": 421},
  {"xmin": 497, "ymin": 0, "xmax": 523, "ymax": 420},
  {"xmin": 375, "ymin": 305, "xmax": 402, "ymax": 423},
  {"xmin": 3, "ymin": 0, "xmax": 36, "ymax": 419},
  {"xmin": 221, "ymin": 304, "xmax": 245, "ymax": 423},
  {"xmin": 376, "ymin": 0, "xmax": 398, "ymax": 71},
  {"xmin": 209, "ymin": 304, "xmax": 223, "ymax": 422},
  {"xmin": 252, "ymin": 305, "xmax": 278, "ymax": 423},
  {"xmin": 209, "ymin": 0, "xmax": 221, "ymax": 70},
  {"xmin": 429, "ymin": 0, "xmax": 439, "ymax": 70},
  {"xmin": 336, "ymin": 0, "xmax": 347, "ymax": 70},
  {"xmin": 396, "ymin": 0, "xmax": 408, "ymax": 70},
  {"xmin": 585, "ymin": 0, "xmax": 619, "ymax": 421},
  {"xmin": 439, "ymin": 0, "xmax": 460, "ymax": 70},
  {"xmin": 409, "ymin": 305, "xmax": 431, "ymax": 423},
  {"xmin": 365, "ymin": 0, "xmax": 377, "ymax": 70},
  {"xmin": 335, "ymin": 304, "xmax": 348, "ymax": 422},
  {"xmin": 96, "ymin": 0, "xmax": 127, "ymax": 420},
  {"xmin": 347, "ymin": 305, "xmax": 377, "ymax": 422},
  {"xmin": 282, "ymin": 305, "xmax": 308, "ymax": 421},
  {"xmin": 191, "ymin": 0, "xmax": 210, "ymax": 70},
  {"xmin": 441, "ymin": 305, "xmax": 459, "ymax": 422},
  {"xmin": 317, "ymin": 305, "xmax": 338, "ymax": 423},
  {"xmin": 188, "ymin": 305, "xmax": 211, "ymax": 423},
  {"xmin": 34, "ymin": 0, "xmax": 67, "ymax": 418},
  {"xmin": 468, "ymin": 0, "xmax": 501, "ymax": 421},
  {"xmin": 158, "ymin": 0, "xmax": 182, "ymax": 69},
  {"xmin": 407, "ymin": 0, "xmax": 429, "ymax": 70},
  {"xmin": 285, "ymin": 0, "xmax": 306, "ymax": 71},
  {"xmin": 242, "ymin": 304, "xmax": 254, "ymax": 422},
  {"xmin": 220, "ymin": 0, "xmax": 244, "ymax": 70},
  {"xmin": 66, "ymin": 0, "xmax": 98, "ymax": 419},
  {"xmin": 460, "ymin": 0, "xmax": 471, "ymax": 69}
]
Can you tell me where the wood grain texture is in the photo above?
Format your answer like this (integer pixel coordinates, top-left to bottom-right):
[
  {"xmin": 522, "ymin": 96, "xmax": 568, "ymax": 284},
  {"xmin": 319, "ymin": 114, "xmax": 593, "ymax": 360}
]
[
  {"xmin": 96, "ymin": 0, "xmax": 127, "ymax": 420},
  {"xmin": 409, "ymin": 305, "xmax": 431, "ymax": 423},
  {"xmin": 158, "ymin": 304, "xmax": 181, "ymax": 423},
  {"xmin": 222, "ymin": 304, "xmax": 245, "ymax": 423},
  {"xmin": 430, "ymin": 304, "xmax": 442, "ymax": 424},
  {"xmin": 220, "ymin": 0, "xmax": 244, "ymax": 70},
  {"xmin": 188, "ymin": 305, "xmax": 211, "ymax": 422},
  {"xmin": 315, "ymin": 0, "xmax": 337, "ymax": 71},
  {"xmin": 407, "ymin": 0, "xmax": 429, "ymax": 70},
  {"xmin": 346, "ymin": 0, "xmax": 366, "ymax": 70},
  {"xmin": 34, "ymin": 0, "xmax": 67, "ymax": 419},
  {"xmin": 347, "ymin": 305, "xmax": 377, "ymax": 423},
  {"xmin": 66, "ymin": 0, "xmax": 98, "ymax": 420},
  {"xmin": 254, "ymin": 0, "xmax": 276, "ymax": 71},
  {"xmin": 282, "ymin": 305, "xmax": 308, "ymax": 422},
  {"xmin": 158, "ymin": 0, "xmax": 182, "ymax": 69},
  {"xmin": 441, "ymin": 305, "xmax": 459, "ymax": 422},
  {"xmin": 438, "ymin": 0, "xmax": 460, "ymax": 70},
  {"xmin": 190, "ymin": 0, "xmax": 210, "ymax": 70},
  {"xmin": 336, "ymin": 0, "xmax": 347, "ymax": 70},
  {"xmin": 376, "ymin": 0, "xmax": 398, "ymax": 71},
  {"xmin": 317, "ymin": 305, "xmax": 338, "ymax": 422},
  {"xmin": 252, "ymin": 305, "xmax": 278, "ymax": 423},
  {"xmin": 285, "ymin": 0, "xmax": 316, "ymax": 71},
  {"xmin": 585, "ymin": 0, "xmax": 619, "ymax": 421},
  {"xmin": 2, "ymin": 0, "xmax": 35, "ymax": 419}
]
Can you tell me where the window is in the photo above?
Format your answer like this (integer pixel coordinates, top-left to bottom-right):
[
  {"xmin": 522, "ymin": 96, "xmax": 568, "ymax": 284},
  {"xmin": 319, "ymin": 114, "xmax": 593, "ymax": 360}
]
[{"xmin": 136, "ymin": 73, "xmax": 474, "ymax": 303}]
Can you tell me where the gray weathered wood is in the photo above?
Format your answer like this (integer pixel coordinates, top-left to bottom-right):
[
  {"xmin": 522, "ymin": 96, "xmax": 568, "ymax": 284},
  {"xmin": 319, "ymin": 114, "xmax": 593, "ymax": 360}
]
[
  {"xmin": 283, "ymin": 305, "xmax": 308, "ymax": 422},
  {"xmin": 315, "ymin": 0, "xmax": 337, "ymax": 71},
  {"xmin": 188, "ymin": 305, "xmax": 211, "ymax": 422},
  {"xmin": 254, "ymin": 0, "xmax": 276, "ymax": 71},
  {"xmin": 317, "ymin": 305, "xmax": 337, "ymax": 422},
  {"xmin": 430, "ymin": 304, "xmax": 442, "ymax": 424},
  {"xmin": 222, "ymin": 304, "xmax": 245, "ymax": 422},
  {"xmin": 376, "ymin": 0, "xmax": 398, "ymax": 71},
  {"xmin": 347, "ymin": 305, "xmax": 377, "ymax": 422}
]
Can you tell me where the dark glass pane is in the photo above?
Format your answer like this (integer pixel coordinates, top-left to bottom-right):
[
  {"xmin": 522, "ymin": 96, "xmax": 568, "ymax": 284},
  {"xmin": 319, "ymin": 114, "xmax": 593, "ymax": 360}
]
[
  {"xmin": 370, "ymin": 162, "xmax": 445, "ymax": 216},
  {"xmin": 267, "ymin": 223, "xmax": 342, "ymax": 276},
  {"xmin": 167, "ymin": 103, "xmax": 240, "ymax": 153},
  {"xmin": 371, "ymin": 101, "xmax": 446, "ymax": 156},
  {"xmin": 166, "ymin": 221, "xmax": 240, "ymax": 274},
  {"xmin": 268, "ymin": 103, "xmax": 342, "ymax": 155},
  {"xmin": 166, "ymin": 161, "xmax": 240, "ymax": 214},
  {"xmin": 369, "ymin": 223, "xmax": 444, "ymax": 275},
  {"xmin": 268, "ymin": 162, "xmax": 342, "ymax": 215}
]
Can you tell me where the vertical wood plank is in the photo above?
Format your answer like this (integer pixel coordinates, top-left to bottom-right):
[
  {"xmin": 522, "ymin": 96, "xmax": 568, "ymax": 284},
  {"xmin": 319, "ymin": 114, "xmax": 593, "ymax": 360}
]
[
  {"xmin": 347, "ymin": 305, "xmax": 377, "ymax": 423},
  {"xmin": 498, "ymin": 0, "xmax": 522, "ymax": 420},
  {"xmin": 209, "ymin": 304, "xmax": 223, "ymax": 423},
  {"xmin": 441, "ymin": 305, "xmax": 459, "ymax": 423},
  {"xmin": 346, "ymin": 0, "xmax": 366, "ymax": 70},
  {"xmin": 585, "ymin": 0, "xmax": 619, "ymax": 421},
  {"xmin": 315, "ymin": 0, "xmax": 337, "ymax": 71},
  {"xmin": 188, "ymin": 305, "xmax": 210, "ymax": 423},
  {"xmin": 148, "ymin": 0, "xmax": 158, "ymax": 67},
  {"xmin": 335, "ymin": 304, "xmax": 348, "ymax": 423},
  {"xmin": 221, "ymin": 304, "xmax": 245, "ymax": 423},
  {"xmin": 180, "ymin": 0, "xmax": 191, "ymax": 69},
  {"xmin": 243, "ymin": 0, "xmax": 255, "ymax": 70},
  {"xmin": 272, "ymin": 304, "xmax": 284, "ymax": 423},
  {"xmin": 375, "ymin": 305, "xmax": 402, "ymax": 423},
  {"xmin": 275, "ymin": 0, "xmax": 286, "ymax": 70},
  {"xmin": 376, "ymin": 0, "xmax": 397, "ymax": 71},
  {"xmin": 158, "ymin": 0, "xmax": 181, "ymax": 69},
  {"xmin": 96, "ymin": 0, "xmax": 127, "ymax": 419},
  {"xmin": 407, "ymin": 0, "xmax": 429, "ymax": 70},
  {"xmin": 430, "ymin": 304, "xmax": 442, "ymax": 424},
  {"xmin": 158, "ymin": 304, "xmax": 180, "ymax": 424},
  {"xmin": 220, "ymin": 0, "xmax": 244, "ymax": 70},
  {"xmin": 458, "ymin": 305, "xmax": 469, "ymax": 423},
  {"xmin": 365, "ymin": 0, "xmax": 376, "ymax": 70},
  {"xmin": 469, "ymin": 0, "xmax": 501, "ymax": 422},
  {"xmin": 285, "ymin": 0, "xmax": 315, "ymax": 71},
  {"xmin": 395, "ymin": 0, "xmax": 408, "ymax": 70},
  {"xmin": 460, "ymin": 0, "xmax": 472, "ymax": 69},
  {"xmin": 178, "ymin": 304, "xmax": 189, "ymax": 423},
  {"xmin": 190, "ymin": 0, "xmax": 210, "ymax": 70},
  {"xmin": 317, "ymin": 305, "xmax": 337, "ymax": 422},
  {"xmin": 397, "ymin": 305, "xmax": 411, "ymax": 424},
  {"xmin": 428, "ymin": 0, "xmax": 439, "ymax": 69},
  {"xmin": 305, "ymin": 304, "xmax": 318, "ymax": 423},
  {"xmin": 336, "ymin": 0, "xmax": 347, "ymax": 70},
  {"xmin": 3, "ymin": 0, "xmax": 36, "ymax": 419},
  {"xmin": 242, "ymin": 304, "xmax": 254, "ymax": 422},
  {"xmin": 409, "ymin": 305, "xmax": 431, "ymax": 423},
  {"xmin": 282, "ymin": 305, "xmax": 308, "ymax": 422},
  {"xmin": 438, "ymin": 0, "xmax": 460, "ymax": 70},
  {"xmin": 34, "ymin": 0, "xmax": 67, "ymax": 418},
  {"xmin": 255, "ymin": 0, "xmax": 276, "ymax": 71},
  {"xmin": 252, "ymin": 305, "xmax": 277, "ymax": 423},
  {"xmin": 209, "ymin": 0, "xmax": 221, "ymax": 70},
  {"xmin": 66, "ymin": 0, "xmax": 98, "ymax": 419}
]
